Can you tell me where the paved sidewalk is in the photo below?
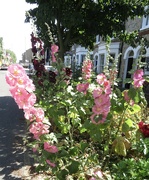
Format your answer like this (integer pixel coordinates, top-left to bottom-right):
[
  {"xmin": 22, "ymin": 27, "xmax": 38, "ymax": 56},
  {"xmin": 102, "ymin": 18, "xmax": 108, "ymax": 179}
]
[{"xmin": 0, "ymin": 96, "xmax": 33, "ymax": 180}]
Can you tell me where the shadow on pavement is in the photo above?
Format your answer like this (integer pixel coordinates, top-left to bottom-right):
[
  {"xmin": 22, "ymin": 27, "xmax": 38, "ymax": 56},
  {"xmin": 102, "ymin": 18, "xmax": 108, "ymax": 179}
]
[{"xmin": 0, "ymin": 96, "xmax": 33, "ymax": 180}]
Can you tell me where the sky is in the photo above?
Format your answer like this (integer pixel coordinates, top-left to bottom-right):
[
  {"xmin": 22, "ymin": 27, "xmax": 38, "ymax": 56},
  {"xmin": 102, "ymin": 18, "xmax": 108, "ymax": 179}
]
[{"xmin": 0, "ymin": 0, "xmax": 37, "ymax": 61}]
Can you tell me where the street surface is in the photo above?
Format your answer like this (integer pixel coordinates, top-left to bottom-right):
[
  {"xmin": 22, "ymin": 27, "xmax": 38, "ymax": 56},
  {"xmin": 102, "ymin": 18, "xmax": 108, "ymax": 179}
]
[{"xmin": 0, "ymin": 70, "xmax": 32, "ymax": 179}]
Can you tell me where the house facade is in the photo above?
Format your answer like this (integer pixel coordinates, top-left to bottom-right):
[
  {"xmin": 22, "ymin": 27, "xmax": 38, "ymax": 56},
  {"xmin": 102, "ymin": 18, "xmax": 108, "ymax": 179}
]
[{"xmin": 67, "ymin": 12, "xmax": 149, "ymax": 88}]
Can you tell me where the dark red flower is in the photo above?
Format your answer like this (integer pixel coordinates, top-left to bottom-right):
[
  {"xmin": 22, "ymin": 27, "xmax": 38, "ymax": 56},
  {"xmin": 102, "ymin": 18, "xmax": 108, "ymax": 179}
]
[
  {"xmin": 49, "ymin": 71, "xmax": 57, "ymax": 83},
  {"xmin": 138, "ymin": 121, "xmax": 149, "ymax": 137},
  {"xmin": 64, "ymin": 67, "xmax": 72, "ymax": 77}
]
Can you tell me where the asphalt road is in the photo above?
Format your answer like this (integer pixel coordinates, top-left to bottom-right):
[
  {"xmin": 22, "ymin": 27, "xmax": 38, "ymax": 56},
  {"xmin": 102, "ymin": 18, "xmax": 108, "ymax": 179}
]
[{"xmin": 0, "ymin": 70, "xmax": 32, "ymax": 180}]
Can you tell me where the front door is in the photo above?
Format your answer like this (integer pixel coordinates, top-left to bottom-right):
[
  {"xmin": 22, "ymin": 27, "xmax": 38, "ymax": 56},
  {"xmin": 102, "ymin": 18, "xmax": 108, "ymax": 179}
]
[{"xmin": 125, "ymin": 57, "xmax": 133, "ymax": 89}]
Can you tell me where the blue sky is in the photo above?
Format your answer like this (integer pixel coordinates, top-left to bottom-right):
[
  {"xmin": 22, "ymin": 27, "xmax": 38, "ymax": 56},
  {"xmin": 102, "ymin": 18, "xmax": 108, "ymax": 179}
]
[{"xmin": 0, "ymin": 0, "xmax": 37, "ymax": 61}]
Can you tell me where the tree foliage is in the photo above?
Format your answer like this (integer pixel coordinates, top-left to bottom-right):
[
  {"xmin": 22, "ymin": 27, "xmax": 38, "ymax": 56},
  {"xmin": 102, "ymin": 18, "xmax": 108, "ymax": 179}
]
[
  {"xmin": 25, "ymin": 0, "xmax": 149, "ymax": 58},
  {"xmin": 0, "ymin": 37, "xmax": 3, "ymax": 60},
  {"xmin": 6, "ymin": 49, "xmax": 17, "ymax": 63}
]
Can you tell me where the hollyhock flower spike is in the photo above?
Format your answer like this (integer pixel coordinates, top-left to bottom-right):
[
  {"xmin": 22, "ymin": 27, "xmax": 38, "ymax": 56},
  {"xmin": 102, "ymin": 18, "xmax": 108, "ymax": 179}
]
[{"xmin": 82, "ymin": 59, "xmax": 92, "ymax": 80}]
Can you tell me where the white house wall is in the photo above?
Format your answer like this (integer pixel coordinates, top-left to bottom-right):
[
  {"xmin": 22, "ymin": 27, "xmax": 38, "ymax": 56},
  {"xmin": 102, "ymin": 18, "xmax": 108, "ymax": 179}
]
[
  {"xmin": 123, "ymin": 46, "xmax": 149, "ymax": 88},
  {"xmin": 93, "ymin": 42, "xmax": 120, "ymax": 74}
]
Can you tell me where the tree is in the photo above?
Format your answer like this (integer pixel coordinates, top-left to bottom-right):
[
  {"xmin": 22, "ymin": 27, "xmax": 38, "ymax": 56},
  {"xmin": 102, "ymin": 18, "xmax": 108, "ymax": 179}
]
[
  {"xmin": 25, "ymin": 0, "xmax": 149, "ymax": 60},
  {"xmin": 5, "ymin": 49, "xmax": 17, "ymax": 63}
]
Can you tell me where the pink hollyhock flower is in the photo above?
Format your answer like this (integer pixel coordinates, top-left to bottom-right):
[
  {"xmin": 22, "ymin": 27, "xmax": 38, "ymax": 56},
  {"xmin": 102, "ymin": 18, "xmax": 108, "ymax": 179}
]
[
  {"xmin": 51, "ymin": 44, "xmax": 59, "ymax": 53},
  {"xmin": 92, "ymin": 88, "xmax": 103, "ymax": 99},
  {"xmin": 46, "ymin": 160, "xmax": 56, "ymax": 167},
  {"xmin": 133, "ymin": 69, "xmax": 144, "ymax": 80},
  {"xmin": 44, "ymin": 142, "xmax": 58, "ymax": 153},
  {"xmin": 24, "ymin": 107, "xmax": 44, "ymax": 122},
  {"xmin": 134, "ymin": 78, "xmax": 145, "ymax": 88},
  {"xmin": 29, "ymin": 122, "xmax": 49, "ymax": 140},
  {"xmin": 7, "ymin": 64, "xmax": 25, "ymax": 77},
  {"xmin": 133, "ymin": 69, "xmax": 145, "ymax": 88},
  {"xmin": 92, "ymin": 105, "xmax": 103, "ymax": 115},
  {"xmin": 138, "ymin": 121, "xmax": 149, "ymax": 138},
  {"xmin": 27, "ymin": 93, "xmax": 36, "ymax": 107},
  {"xmin": 96, "ymin": 73, "xmax": 107, "ymax": 85},
  {"xmin": 90, "ymin": 113, "xmax": 107, "ymax": 124},
  {"xmin": 94, "ymin": 93, "xmax": 110, "ymax": 107},
  {"xmin": 35, "ymin": 108, "xmax": 45, "ymax": 122},
  {"xmin": 92, "ymin": 103, "xmax": 110, "ymax": 115},
  {"xmin": 76, "ymin": 83, "xmax": 89, "ymax": 94},
  {"xmin": 10, "ymin": 86, "xmax": 32, "ymax": 108},
  {"xmin": 103, "ymin": 80, "xmax": 111, "ymax": 95},
  {"xmin": 51, "ymin": 44, "xmax": 59, "ymax": 62},
  {"xmin": 24, "ymin": 107, "xmax": 37, "ymax": 121},
  {"xmin": 25, "ymin": 79, "xmax": 36, "ymax": 92},
  {"xmin": 14, "ymin": 91, "xmax": 36, "ymax": 110}
]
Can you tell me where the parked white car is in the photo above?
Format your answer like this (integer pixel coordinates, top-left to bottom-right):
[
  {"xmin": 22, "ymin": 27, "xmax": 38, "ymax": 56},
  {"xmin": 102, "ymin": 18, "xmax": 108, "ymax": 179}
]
[{"xmin": 44, "ymin": 65, "xmax": 57, "ymax": 72}]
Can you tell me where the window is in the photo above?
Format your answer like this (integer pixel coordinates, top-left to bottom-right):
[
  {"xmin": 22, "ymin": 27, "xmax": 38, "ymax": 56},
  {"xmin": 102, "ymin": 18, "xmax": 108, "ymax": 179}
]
[
  {"xmin": 96, "ymin": 35, "xmax": 100, "ymax": 44},
  {"xmin": 94, "ymin": 55, "xmax": 98, "ymax": 73},
  {"xmin": 99, "ymin": 54, "xmax": 104, "ymax": 73},
  {"xmin": 141, "ymin": 57, "xmax": 149, "ymax": 75},
  {"xmin": 141, "ymin": 6, "xmax": 149, "ymax": 29},
  {"xmin": 81, "ymin": 55, "xmax": 86, "ymax": 64}
]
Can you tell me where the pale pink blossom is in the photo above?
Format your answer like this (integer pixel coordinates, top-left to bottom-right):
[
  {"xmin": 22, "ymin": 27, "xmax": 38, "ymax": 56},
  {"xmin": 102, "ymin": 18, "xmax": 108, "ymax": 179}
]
[
  {"xmin": 25, "ymin": 79, "xmax": 36, "ymax": 92},
  {"xmin": 24, "ymin": 107, "xmax": 37, "ymax": 121},
  {"xmin": 29, "ymin": 122, "xmax": 49, "ymax": 140},
  {"xmin": 11, "ymin": 88, "xmax": 36, "ymax": 109},
  {"xmin": 7, "ymin": 64, "xmax": 25, "ymax": 77},
  {"xmin": 46, "ymin": 160, "xmax": 56, "ymax": 167},
  {"xmin": 35, "ymin": 108, "xmax": 45, "ymax": 122},
  {"xmin": 44, "ymin": 142, "xmax": 58, "ymax": 153},
  {"xmin": 76, "ymin": 83, "xmax": 89, "ymax": 94},
  {"xmin": 96, "ymin": 73, "xmax": 106, "ymax": 85},
  {"xmin": 24, "ymin": 107, "xmax": 44, "ymax": 122}
]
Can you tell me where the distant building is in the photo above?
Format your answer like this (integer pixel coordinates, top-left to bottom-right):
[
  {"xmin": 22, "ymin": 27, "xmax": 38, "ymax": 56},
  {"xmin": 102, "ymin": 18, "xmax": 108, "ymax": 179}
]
[{"xmin": 22, "ymin": 48, "xmax": 32, "ymax": 64}]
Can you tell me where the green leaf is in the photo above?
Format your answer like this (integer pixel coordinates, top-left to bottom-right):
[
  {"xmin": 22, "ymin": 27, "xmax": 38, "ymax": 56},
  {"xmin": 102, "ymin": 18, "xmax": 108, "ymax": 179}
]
[
  {"xmin": 122, "ymin": 119, "xmax": 134, "ymax": 132},
  {"xmin": 80, "ymin": 142, "xmax": 88, "ymax": 152},
  {"xmin": 115, "ymin": 141, "xmax": 126, "ymax": 156},
  {"xmin": 130, "ymin": 104, "xmax": 141, "ymax": 113},
  {"xmin": 67, "ymin": 160, "xmax": 80, "ymax": 174}
]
